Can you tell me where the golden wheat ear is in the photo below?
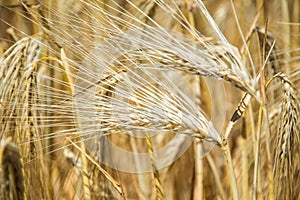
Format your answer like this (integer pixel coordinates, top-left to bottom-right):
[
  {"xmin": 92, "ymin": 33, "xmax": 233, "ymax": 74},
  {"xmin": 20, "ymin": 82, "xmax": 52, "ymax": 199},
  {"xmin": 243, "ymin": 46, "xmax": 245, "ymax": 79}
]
[
  {"xmin": 266, "ymin": 73, "xmax": 300, "ymax": 199},
  {"xmin": 0, "ymin": 137, "xmax": 25, "ymax": 200},
  {"xmin": 0, "ymin": 35, "xmax": 59, "ymax": 199}
]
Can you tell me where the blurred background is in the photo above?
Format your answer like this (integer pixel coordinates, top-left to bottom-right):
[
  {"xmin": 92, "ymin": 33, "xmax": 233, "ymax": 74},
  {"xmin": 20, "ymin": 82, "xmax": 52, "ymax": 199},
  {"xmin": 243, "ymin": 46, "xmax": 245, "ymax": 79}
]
[{"xmin": 0, "ymin": 0, "xmax": 299, "ymax": 199}]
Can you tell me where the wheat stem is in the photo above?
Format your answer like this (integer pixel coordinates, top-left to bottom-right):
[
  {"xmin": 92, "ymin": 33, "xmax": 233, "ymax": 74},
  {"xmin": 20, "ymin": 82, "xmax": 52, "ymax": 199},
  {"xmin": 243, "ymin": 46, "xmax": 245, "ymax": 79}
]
[
  {"xmin": 258, "ymin": 23, "xmax": 275, "ymax": 199},
  {"xmin": 60, "ymin": 48, "xmax": 91, "ymax": 199},
  {"xmin": 253, "ymin": 106, "xmax": 263, "ymax": 200},
  {"xmin": 66, "ymin": 137, "xmax": 124, "ymax": 197},
  {"xmin": 193, "ymin": 141, "xmax": 204, "ymax": 200},
  {"xmin": 145, "ymin": 133, "xmax": 165, "ymax": 200},
  {"xmin": 221, "ymin": 142, "xmax": 239, "ymax": 200},
  {"xmin": 241, "ymin": 117, "xmax": 248, "ymax": 200},
  {"xmin": 263, "ymin": 108, "xmax": 275, "ymax": 200},
  {"xmin": 206, "ymin": 154, "xmax": 226, "ymax": 200}
]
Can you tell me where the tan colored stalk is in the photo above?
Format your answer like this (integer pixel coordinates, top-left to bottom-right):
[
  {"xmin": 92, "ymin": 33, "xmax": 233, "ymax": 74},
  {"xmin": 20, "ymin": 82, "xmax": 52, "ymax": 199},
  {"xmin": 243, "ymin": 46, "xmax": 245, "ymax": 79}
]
[
  {"xmin": 145, "ymin": 133, "xmax": 165, "ymax": 200},
  {"xmin": 184, "ymin": 3, "xmax": 204, "ymax": 198},
  {"xmin": 291, "ymin": 0, "xmax": 300, "ymax": 58},
  {"xmin": 281, "ymin": 0, "xmax": 290, "ymax": 75},
  {"xmin": 260, "ymin": 22, "xmax": 275, "ymax": 200},
  {"xmin": 253, "ymin": 106, "xmax": 263, "ymax": 200},
  {"xmin": 66, "ymin": 137, "xmax": 124, "ymax": 197},
  {"xmin": 61, "ymin": 48, "xmax": 91, "ymax": 199},
  {"xmin": 222, "ymin": 92, "xmax": 252, "ymax": 200},
  {"xmin": 206, "ymin": 154, "xmax": 226, "ymax": 200},
  {"xmin": 194, "ymin": 141, "xmax": 204, "ymax": 200},
  {"xmin": 262, "ymin": 108, "xmax": 275, "ymax": 200},
  {"xmin": 241, "ymin": 117, "xmax": 248, "ymax": 200},
  {"xmin": 193, "ymin": 79, "xmax": 204, "ymax": 200},
  {"xmin": 129, "ymin": 137, "xmax": 151, "ymax": 199},
  {"xmin": 221, "ymin": 143, "xmax": 239, "ymax": 200}
]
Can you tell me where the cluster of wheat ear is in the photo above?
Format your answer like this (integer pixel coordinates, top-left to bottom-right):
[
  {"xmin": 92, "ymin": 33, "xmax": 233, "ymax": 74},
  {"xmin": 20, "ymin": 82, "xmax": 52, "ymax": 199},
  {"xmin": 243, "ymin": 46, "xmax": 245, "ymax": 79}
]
[{"xmin": 0, "ymin": 0, "xmax": 299, "ymax": 199}]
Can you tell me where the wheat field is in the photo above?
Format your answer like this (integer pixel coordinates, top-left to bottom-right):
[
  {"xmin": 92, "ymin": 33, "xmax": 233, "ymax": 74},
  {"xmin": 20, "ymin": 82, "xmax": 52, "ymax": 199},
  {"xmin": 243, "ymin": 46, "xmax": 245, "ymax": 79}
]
[{"xmin": 0, "ymin": 0, "xmax": 299, "ymax": 199}]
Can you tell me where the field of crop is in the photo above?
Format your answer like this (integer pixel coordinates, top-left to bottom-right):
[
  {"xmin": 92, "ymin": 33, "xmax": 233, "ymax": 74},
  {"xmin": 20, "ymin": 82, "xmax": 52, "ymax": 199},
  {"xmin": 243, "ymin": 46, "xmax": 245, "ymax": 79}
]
[{"xmin": 0, "ymin": 0, "xmax": 299, "ymax": 199}]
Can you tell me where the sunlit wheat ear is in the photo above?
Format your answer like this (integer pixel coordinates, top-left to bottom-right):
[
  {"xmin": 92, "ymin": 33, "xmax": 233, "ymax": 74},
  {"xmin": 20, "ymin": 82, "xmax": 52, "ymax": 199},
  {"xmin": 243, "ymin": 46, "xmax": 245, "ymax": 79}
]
[
  {"xmin": 0, "ymin": 0, "xmax": 239, "ymax": 161},
  {"xmin": 74, "ymin": 25, "xmax": 253, "ymax": 133},
  {"xmin": 3, "ymin": 0, "xmax": 253, "ymax": 174},
  {"xmin": 71, "ymin": 28, "xmax": 228, "ymax": 146},
  {"xmin": 0, "ymin": 35, "xmax": 41, "ymax": 149},
  {"xmin": 29, "ymin": 0, "xmax": 259, "ymax": 166},
  {"xmin": 30, "ymin": 0, "xmax": 256, "ymax": 146},
  {"xmin": 0, "ymin": 35, "xmax": 45, "ymax": 198},
  {"xmin": 271, "ymin": 73, "xmax": 300, "ymax": 199}
]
